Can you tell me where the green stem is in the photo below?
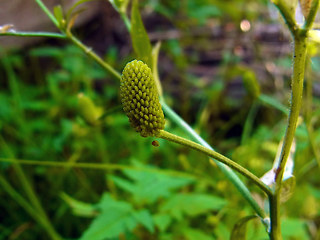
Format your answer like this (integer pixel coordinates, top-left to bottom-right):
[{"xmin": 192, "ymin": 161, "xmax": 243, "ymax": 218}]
[
  {"xmin": 159, "ymin": 130, "xmax": 273, "ymax": 197},
  {"xmin": 269, "ymin": 194, "xmax": 281, "ymax": 240},
  {"xmin": 271, "ymin": 36, "xmax": 307, "ymax": 240},
  {"xmin": 241, "ymin": 100, "xmax": 259, "ymax": 145},
  {"xmin": 272, "ymin": 0, "xmax": 297, "ymax": 35},
  {"xmin": 0, "ymin": 31, "xmax": 66, "ymax": 38},
  {"xmin": 66, "ymin": 32, "xmax": 121, "ymax": 80},
  {"xmin": 0, "ymin": 158, "xmax": 196, "ymax": 180},
  {"xmin": 274, "ymin": 38, "xmax": 307, "ymax": 191},
  {"xmin": 120, "ymin": 12, "xmax": 131, "ymax": 31},
  {"xmin": 303, "ymin": 0, "xmax": 320, "ymax": 31},
  {"xmin": 35, "ymin": 0, "xmax": 60, "ymax": 28}
]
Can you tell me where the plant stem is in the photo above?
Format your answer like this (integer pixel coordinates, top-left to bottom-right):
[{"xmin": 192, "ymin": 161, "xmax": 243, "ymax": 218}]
[
  {"xmin": 120, "ymin": 12, "xmax": 131, "ymax": 31},
  {"xmin": 66, "ymin": 32, "xmax": 121, "ymax": 80},
  {"xmin": 159, "ymin": 130, "xmax": 273, "ymax": 197},
  {"xmin": 303, "ymin": 0, "xmax": 320, "ymax": 31},
  {"xmin": 0, "ymin": 31, "xmax": 66, "ymax": 38},
  {"xmin": 35, "ymin": 0, "xmax": 60, "ymax": 28},
  {"xmin": 269, "ymin": 194, "xmax": 281, "ymax": 240},
  {"xmin": 270, "ymin": 35, "xmax": 307, "ymax": 240},
  {"xmin": 274, "ymin": 37, "xmax": 307, "ymax": 191}
]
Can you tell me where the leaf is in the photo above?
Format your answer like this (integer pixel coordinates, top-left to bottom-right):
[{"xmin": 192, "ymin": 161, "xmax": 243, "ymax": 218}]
[
  {"xmin": 133, "ymin": 209, "xmax": 154, "ymax": 233},
  {"xmin": 230, "ymin": 215, "xmax": 257, "ymax": 240},
  {"xmin": 153, "ymin": 214, "xmax": 172, "ymax": 232},
  {"xmin": 182, "ymin": 228, "xmax": 214, "ymax": 240},
  {"xmin": 53, "ymin": 5, "xmax": 65, "ymax": 28},
  {"xmin": 66, "ymin": 0, "xmax": 96, "ymax": 21},
  {"xmin": 280, "ymin": 176, "xmax": 296, "ymax": 203},
  {"xmin": 282, "ymin": 218, "xmax": 309, "ymax": 240},
  {"xmin": 130, "ymin": 0, "xmax": 153, "ymax": 68},
  {"xmin": 242, "ymin": 70, "xmax": 260, "ymax": 99},
  {"xmin": 109, "ymin": 0, "xmax": 130, "ymax": 13},
  {"xmin": 60, "ymin": 193, "xmax": 98, "ymax": 217},
  {"xmin": 110, "ymin": 162, "xmax": 194, "ymax": 204},
  {"xmin": 160, "ymin": 193, "xmax": 227, "ymax": 220},
  {"xmin": 80, "ymin": 194, "xmax": 154, "ymax": 240}
]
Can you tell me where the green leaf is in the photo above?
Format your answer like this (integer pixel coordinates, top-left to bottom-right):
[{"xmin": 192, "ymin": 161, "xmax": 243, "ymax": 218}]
[
  {"xmin": 109, "ymin": 0, "xmax": 129, "ymax": 13},
  {"xmin": 133, "ymin": 209, "xmax": 154, "ymax": 233},
  {"xmin": 280, "ymin": 176, "xmax": 296, "ymax": 203},
  {"xmin": 110, "ymin": 162, "xmax": 194, "ymax": 204},
  {"xmin": 130, "ymin": 0, "xmax": 153, "ymax": 68},
  {"xmin": 182, "ymin": 228, "xmax": 214, "ymax": 240},
  {"xmin": 281, "ymin": 218, "xmax": 309, "ymax": 240},
  {"xmin": 53, "ymin": 5, "xmax": 64, "ymax": 28},
  {"xmin": 80, "ymin": 194, "xmax": 154, "ymax": 240},
  {"xmin": 153, "ymin": 214, "xmax": 172, "ymax": 232},
  {"xmin": 230, "ymin": 215, "xmax": 257, "ymax": 240},
  {"xmin": 60, "ymin": 193, "xmax": 98, "ymax": 217},
  {"xmin": 66, "ymin": 0, "xmax": 96, "ymax": 21},
  {"xmin": 242, "ymin": 70, "xmax": 260, "ymax": 99},
  {"xmin": 160, "ymin": 193, "xmax": 227, "ymax": 220}
]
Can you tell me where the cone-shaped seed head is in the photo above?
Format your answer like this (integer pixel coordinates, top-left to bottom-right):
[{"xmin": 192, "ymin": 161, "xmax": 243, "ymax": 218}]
[{"xmin": 120, "ymin": 60, "xmax": 165, "ymax": 137}]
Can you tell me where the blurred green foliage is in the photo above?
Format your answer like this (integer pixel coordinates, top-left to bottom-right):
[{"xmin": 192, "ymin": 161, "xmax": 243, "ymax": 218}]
[{"xmin": 1, "ymin": 0, "xmax": 320, "ymax": 239}]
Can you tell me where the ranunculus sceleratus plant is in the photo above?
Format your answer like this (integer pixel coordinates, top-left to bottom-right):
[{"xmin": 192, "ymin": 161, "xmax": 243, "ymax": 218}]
[{"xmin": 0, "ymin": 0, "xmax": 319, "ymax": 239}]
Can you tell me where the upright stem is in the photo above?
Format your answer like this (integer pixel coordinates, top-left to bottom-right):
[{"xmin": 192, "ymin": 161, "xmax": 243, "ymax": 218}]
[{"xmin": 270, "ymin": 35, "xmax": 307, "ymax": 240}]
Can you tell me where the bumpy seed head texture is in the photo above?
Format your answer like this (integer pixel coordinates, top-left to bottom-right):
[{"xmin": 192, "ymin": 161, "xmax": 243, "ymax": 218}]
[{"xmin": 120, "ymin": 60, "xmax": 165, "ymax": 137}]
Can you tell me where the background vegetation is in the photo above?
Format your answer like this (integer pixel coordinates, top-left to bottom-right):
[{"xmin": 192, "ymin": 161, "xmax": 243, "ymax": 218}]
[{"xmin": 0, "ymin": 0, "xmax": 320, "ymax": 239}]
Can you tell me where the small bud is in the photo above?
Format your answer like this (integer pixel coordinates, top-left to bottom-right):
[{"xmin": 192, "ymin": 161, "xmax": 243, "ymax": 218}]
[
  {"xmin": 77, "ymin": 93, "xmax": 102, "ymax": 126},
  {"xmin": 120, "ymin": 60, "xmax": 165, "ymax": 137}
]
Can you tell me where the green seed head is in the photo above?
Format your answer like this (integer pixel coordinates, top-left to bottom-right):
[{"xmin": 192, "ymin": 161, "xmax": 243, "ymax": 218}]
[{"xmin": 120, "ymin": 60, "xmax": 165, "ymax": 137}]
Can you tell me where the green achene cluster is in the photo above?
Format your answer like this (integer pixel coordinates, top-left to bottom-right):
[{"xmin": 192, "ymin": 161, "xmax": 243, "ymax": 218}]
[{"xmin": 120, "ymin": 60, "xmax": 165, "ymax": 137}]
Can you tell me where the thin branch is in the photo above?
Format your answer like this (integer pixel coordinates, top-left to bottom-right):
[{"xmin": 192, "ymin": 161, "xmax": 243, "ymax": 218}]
[
  {"xmin": 159, "ymin": 130, "xmax": 273, "ymax": 197},
  {"xmin": 0, "ymin": 31, "xmax": 66, "ymax": 38}
]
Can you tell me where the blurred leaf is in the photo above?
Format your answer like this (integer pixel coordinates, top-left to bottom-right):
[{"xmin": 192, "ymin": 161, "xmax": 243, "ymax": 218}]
[
  {"xmin": 130, "ymin": 0, "xmax": 153, "ymax": 68},
  {"xmin": 66, "ymin": 0, "xmax": 96, "ymax": 21},
  {"xmin": 230, "ymin": 215, "xmax": 257, "ymax": 240},
  {"xmin": 281, "ymin": 218, "xmax": 309, "ymax": 240},
  {"xmin": 110, "ymin": 162, "xmax": 194, "ymax": 204},
  {"xmin": 182, "ymin": 228, "xmax": 214, "ymax": 240},
  {"xmin": 132, "ymin": 209, "xmax": 154, "ymax": 233},
  {"xmin": 53, "ymin": 5, "xmax": 65, "ymax": 28},
  {"xmin": 153, "ymin": 214, "xmax": 172, "ymax": 232},
  {"xmin": 77, "ymin": 93, "xmax": 102, "ymax": 126},
  {"xmin": 242, "ymin": 70, "xmax": 260, "ymax": 99},
  {"xmin": 61, "ymin": 193, "xmax": 98, "ymax": 217},
  {"xmin": 160, "ymin": 193, "xmax": 227, "ymax": 220},
  {"xmin": 80, "ymin": 193, "xmax": 154, "ymax": 240},
  {"xmin": 109, "ymin": 0, "xmax": 130, "ymax": 13},
  {"xmin": 280, "ymin": 176, "xmax": 296, "ymax": 203}
]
